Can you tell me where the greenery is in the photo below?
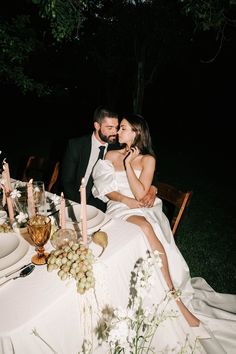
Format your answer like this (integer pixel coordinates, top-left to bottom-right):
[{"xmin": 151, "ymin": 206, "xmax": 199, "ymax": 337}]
[
  {"xmin": 157, "ymin": 138, "xmax": 236, "ymax": 294},
  {"xmin": 1, "ymin": 0, "xmax": 235, "ymax": 110},
  {"xmin": 0, "ymin": 14, "xmax": 52, "ymax": 96},
  {"xmin": 179, "ymin": 0, "xmax": 236, "ymax": 32}
]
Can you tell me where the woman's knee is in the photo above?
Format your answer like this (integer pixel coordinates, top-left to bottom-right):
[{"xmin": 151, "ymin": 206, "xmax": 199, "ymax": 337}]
[
  {"xmin": 140, "ymin": 220, "xmax": 153, "ymax": 235},
  {"xmin": 127, "ymin": 216, "xmax": 154, "ymax": 236}
]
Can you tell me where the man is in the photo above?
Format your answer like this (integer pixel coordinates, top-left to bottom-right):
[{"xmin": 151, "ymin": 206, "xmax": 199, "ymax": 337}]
[{"xmin": 61, "ymin": 106, "xmax": 157, "ymax": 212}]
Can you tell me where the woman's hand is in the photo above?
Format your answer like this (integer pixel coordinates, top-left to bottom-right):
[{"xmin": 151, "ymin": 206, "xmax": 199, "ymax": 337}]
[
  {"xmin": 124, "ymin": 147, "xmax": 139, "ymax": 168},
  {"xmin": 121, "ymin": 195, "xmax": 141, "ymax": 209}
]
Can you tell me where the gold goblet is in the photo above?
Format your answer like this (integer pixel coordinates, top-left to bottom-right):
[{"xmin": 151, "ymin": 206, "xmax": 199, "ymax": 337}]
[{"xmin": 27, "ymin": 215, "xmax": 51, "ymax": 265}]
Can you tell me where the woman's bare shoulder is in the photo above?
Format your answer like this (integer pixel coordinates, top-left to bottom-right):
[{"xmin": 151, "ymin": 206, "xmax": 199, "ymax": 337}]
[
  {"xmin": 106, "ymin": 150, "xmax": 123, "ymax": 159},
  {"xmin": 142, "ymin": 154, "xmax": 156, "ymax": 167},
  {"xmin": 105, "ymin": 149, "xmax": 122, "ymax": 160}
]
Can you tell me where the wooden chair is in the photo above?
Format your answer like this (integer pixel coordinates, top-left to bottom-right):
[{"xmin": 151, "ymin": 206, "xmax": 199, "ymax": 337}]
[
  {"xmin": 22, "ymin": 156, "xmax": 59, "ymax": 192},
  {"xmin": 47, "ymin": 161, "xmax": 60, "ymax": 192},
  {"xmin": 157, "ymin": 181, "xmax": 193, "ymax": 237}
]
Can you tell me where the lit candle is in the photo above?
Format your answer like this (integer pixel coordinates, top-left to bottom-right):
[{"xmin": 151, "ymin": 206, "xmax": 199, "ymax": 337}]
[
  {"xmin": 27, "ymin": 179, "xmax": 35, "ymax": 217},
  {"xmin": 2, "ymin": 159, "xmax": 12, "ymax": 191},
  {"xmin": 59, "ymin": 192, "xmax": 66, "ymax": 229},
  {"xmin": 80, "ymin": 177, "xmax": 87, "ymax": 245},
  {"xmin": 2, "ymin": 169, "xmax": 14, "ymax": 224}
]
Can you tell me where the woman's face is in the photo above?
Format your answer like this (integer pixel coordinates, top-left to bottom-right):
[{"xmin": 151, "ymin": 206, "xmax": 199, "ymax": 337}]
[{"xmin": 118, "ymin": 119, "xmax": 136, "ymax": 145}]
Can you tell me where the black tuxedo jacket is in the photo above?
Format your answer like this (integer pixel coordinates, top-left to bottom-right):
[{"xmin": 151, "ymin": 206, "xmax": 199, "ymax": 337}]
[
  {"xmin": 61, "ymin": 135, "xmax": 109, "ymax": 212},
  {"xmin": 61, "ymin": 134, "xmax": 158, "ymax": 212}
]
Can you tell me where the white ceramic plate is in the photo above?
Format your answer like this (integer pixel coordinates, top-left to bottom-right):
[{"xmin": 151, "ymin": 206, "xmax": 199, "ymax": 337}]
[
  {"xmin": 0, "ymin": 232, "xmax": 29, "ymax": 271},
  {"xmin": 65, "ymin": 204, "xmax": 111, "ymax": 235}
]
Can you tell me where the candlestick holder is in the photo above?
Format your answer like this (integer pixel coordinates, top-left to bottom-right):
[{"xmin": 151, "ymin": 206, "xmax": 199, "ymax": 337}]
[{"xmin": 50, "ymin": 228, "xmax": 77, "ymax": 249}]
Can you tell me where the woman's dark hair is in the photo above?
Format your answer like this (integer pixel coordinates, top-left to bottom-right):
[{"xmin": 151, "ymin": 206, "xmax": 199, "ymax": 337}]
[{"xmin": 124, "ymin": 114, "xmax": 156, "ymax": 158}]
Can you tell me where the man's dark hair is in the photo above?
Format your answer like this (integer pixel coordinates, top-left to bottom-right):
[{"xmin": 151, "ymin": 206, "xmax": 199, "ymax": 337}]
[{"xmin": 93, "ymin": 106, "xmax": 118, "ymax": 124}]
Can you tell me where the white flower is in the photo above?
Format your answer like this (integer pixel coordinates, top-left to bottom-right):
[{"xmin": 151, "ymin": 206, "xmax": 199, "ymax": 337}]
[
  {"xmin": 11, "ymin": 186, "xmax": 29, "ymax": 227},
  {"xmin": 153, "ymin": 249, "xmax": 163, "ymax": 268},
  {"xmin": 16, "ymin": 212, "xmax": 28, "ymax": 225},
  {"xmin": 108, "ymin": 320, "xmax": 130, "ymax": 349},
  {"xmin": 10, "ymin": 189, "xmax": 21, "ymax": 199}
]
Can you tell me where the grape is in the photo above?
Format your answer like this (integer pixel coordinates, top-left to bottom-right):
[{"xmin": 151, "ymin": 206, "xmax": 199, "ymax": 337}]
[
  {"xmin": 47, "ymin": 264, "xmax": 55, "ymax": 272},
  {"xmin": 61, "ymin": 257, "xmax": 68, "ymax": 265},
  {"xmin": 47, "ymin": 240, "xmax": 96, "ymax": 294}
]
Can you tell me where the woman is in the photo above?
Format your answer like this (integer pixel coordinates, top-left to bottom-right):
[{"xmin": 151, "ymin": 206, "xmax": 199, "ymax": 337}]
[
  {"xmin": 92, "ymin": 114, "xmax": 236, "ymax": 352},
  {"xmin": 92, "ymin": 114, "xmax": 199, "ymax": 326}
]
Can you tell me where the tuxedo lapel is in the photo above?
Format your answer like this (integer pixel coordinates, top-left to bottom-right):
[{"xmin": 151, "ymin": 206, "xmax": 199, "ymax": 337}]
[{"xmin": 72, "ymin": 135, "xmax": 92, "ymax": 195}]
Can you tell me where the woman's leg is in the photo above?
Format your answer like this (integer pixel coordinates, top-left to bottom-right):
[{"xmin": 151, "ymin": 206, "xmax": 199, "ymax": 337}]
[{"xmin": 127, "ymin": 215, "xmax": 200, "ymax": 327}]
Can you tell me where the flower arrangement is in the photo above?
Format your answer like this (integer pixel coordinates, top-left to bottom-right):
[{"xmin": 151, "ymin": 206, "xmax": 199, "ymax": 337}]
[
  {"xmin": 10, "ymin": 182, "xmax": 29, "ymax": 228},
  {"xmin": 95, "ymin": 250, "xmax": 173, "ymax": 353},
  {"xmin": 10, "ymin": 182, "xmax": 60, "ymax": 229},
  {"xmin": 94, "ymin": 250, "xmax": 198, "ymax": 354}
]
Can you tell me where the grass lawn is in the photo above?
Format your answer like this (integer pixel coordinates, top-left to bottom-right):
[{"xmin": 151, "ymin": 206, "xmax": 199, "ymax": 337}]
[{"xmin": 155, "ymin": 133, "xmax": 236, "ymax": 294}]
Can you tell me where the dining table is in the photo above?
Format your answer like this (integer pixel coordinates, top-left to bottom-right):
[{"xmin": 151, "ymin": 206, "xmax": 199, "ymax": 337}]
[
  {"xmin": 1, "ymin": 171, "xmax": 236, "ymax": 354},
  {"xmin": 0, "ymin": 196, "xmax": 155, "ymax": 354}
]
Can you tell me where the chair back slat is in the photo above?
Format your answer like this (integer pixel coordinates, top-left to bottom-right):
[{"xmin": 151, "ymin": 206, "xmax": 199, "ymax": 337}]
[
  {"xmin": 22, "ymin": 156, "xmax": 59, "ymax": 192},
  {"xmin": 47, "ymin": 162, "xmax": 60, "ymax": 192},
  {"xmin": 157, "ymin": 181, "xmax": 192, "ymax": 236}
]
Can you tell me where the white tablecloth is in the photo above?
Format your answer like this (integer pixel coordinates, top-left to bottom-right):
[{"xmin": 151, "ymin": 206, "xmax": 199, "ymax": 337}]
[
  {"xmin": 0, "ymin": 218, "xmax": 154, "ymax": 354},
  {"xmin": 1, "ymin": 196, "xmax": 236, "ymax": 353}
]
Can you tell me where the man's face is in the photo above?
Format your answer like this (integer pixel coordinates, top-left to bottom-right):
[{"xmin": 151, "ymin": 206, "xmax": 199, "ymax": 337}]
[{"xmin": 96, "ymin": 117, "xmax": 119, "ymax": 144}]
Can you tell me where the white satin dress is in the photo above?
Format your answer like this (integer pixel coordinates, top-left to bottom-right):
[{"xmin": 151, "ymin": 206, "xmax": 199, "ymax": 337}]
[{"xmin": 92, "ymin": 159, "xmax": 236, "ymax": 353}]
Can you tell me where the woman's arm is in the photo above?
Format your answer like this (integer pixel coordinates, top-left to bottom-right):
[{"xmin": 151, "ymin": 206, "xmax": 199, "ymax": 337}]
[
  {"xmin": 106, "ymin": 191, "xmax": 141, "ymax": 208},
  {"xmin": 124, "ymin": 149, "xmax": 156, "ymax": 201}
]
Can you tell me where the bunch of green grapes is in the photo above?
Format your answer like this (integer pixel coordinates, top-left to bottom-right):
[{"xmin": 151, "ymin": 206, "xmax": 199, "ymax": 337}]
[{"xmin": 47, "ymin": 241, "xmax": 95, "ymax": 294}]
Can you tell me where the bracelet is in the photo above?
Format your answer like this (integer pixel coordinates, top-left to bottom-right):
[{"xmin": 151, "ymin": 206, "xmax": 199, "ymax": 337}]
[{"xmin": 167, "ymin": 288, "xmax": 182, "ymax": 302}]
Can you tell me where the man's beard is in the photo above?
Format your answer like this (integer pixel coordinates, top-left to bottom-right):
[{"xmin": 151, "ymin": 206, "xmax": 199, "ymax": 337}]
[{"xmin": 98, "ymin": 129, "xmax": 117, "ymax": 144}]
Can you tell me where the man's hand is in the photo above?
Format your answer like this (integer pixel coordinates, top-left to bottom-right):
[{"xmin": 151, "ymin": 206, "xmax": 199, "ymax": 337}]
[{"xmin": 139, "ymin": 185, "xmax": 157, "ymax": 208}]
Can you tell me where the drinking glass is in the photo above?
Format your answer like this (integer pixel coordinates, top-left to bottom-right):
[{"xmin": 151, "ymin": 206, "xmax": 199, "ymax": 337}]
[
  {"xmin": 33, "ymin": 181, "xmax": 46, "ymax": 215},
  {"xmin": 27, "ymin": 215, "xmax": 51, "ymax": 265}
]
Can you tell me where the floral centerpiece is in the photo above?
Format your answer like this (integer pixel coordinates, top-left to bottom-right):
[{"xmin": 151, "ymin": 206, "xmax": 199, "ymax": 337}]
[
  {"xmin": 94, "ymin": 250, "xmax": 172, "ymax": 353},
  {"xmin": 10, "ymin": 182, "xmax": 60, "ymax": 234},
  {"xmin": 9, "ymin": 182, "xmax": 30, "ymax": 229},
  {"xmin": 93, "ymin": 250, "xmax": 197, "ymax": 354}
]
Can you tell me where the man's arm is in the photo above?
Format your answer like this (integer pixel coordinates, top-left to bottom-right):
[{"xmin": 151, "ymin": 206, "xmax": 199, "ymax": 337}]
[
  {"xmin": 61, "ymin": 139, "xmax": 81, "ymax": 203},
  {"xmin": 139, "ymin": 168, "xmax": 158, "ymax": 207}
]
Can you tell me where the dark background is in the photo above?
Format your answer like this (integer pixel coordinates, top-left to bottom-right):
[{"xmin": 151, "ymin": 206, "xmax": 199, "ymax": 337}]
[{"xmin": 1, "ymin": 1, "xmax": 235, "ymax": 292}]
